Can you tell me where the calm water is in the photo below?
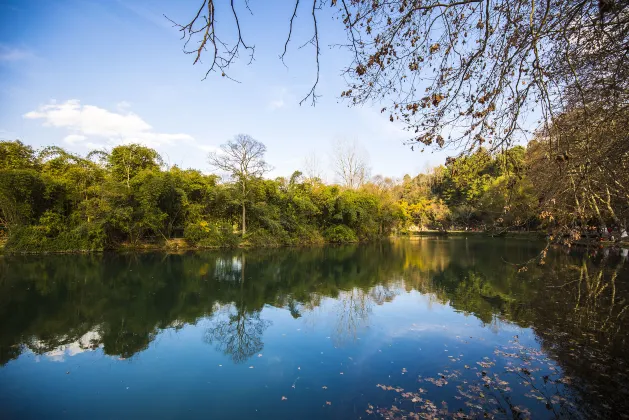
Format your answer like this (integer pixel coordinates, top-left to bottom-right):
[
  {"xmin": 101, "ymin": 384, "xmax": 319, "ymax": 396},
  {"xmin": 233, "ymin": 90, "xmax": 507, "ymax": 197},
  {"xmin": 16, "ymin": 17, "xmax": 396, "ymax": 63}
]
[{"xmin": 1, "ymin": 238, "xmax": 628, "ymax": 419}]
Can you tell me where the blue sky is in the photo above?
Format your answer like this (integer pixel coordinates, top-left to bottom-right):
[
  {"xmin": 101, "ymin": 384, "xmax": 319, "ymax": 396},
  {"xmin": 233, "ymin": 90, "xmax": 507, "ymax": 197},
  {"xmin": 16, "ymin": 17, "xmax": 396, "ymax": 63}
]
[{"xmin": 0, "ymin": 0, "xmax": 451, "ymax": 180}]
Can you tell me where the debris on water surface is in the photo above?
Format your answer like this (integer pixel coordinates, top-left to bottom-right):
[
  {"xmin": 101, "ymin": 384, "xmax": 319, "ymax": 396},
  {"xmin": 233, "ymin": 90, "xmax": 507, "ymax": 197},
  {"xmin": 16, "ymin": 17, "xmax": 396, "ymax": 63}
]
[
  {"xmin": 281, "ymin": 396, "xmax": 287, "ymax": 401},
  {"xmin": 371, "ymin": 342, "xmax": 580, "ymax": 419}
]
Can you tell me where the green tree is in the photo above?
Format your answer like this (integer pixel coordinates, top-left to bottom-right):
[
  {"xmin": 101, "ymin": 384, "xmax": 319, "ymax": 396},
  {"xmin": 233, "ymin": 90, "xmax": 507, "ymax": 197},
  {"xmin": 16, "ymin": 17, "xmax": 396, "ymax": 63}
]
[
  {"xmin": 208, "ymin": 134, "xmax": 270, "ymax": 236},
  {"xmin": 0, "ymin": 140, "xmax": 39, "ymax": 171},
  {"xmin": 107, "ymin": 144, "xmax": 163, "ymax": 189}
]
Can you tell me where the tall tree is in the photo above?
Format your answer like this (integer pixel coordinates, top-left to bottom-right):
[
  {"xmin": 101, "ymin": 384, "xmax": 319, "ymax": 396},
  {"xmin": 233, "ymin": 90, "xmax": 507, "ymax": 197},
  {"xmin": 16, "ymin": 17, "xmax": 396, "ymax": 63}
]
[
  {"xmin": 332, "ymin": 139, "xmax": 370, "ymax": 189},
  {"xmin": 208, "ymin": 134, "xmax": 270, "ymax": 235},
  {"xmin": 0, "ymin": 140, "xmax": 39, "ymax": 171},
  {"xmin": 302, "ymin": 151, "xmax": 324, "ymax": 183},
  {"xmin": 107, "ymin": 144, "xmax": 163, "ymax": 189}
]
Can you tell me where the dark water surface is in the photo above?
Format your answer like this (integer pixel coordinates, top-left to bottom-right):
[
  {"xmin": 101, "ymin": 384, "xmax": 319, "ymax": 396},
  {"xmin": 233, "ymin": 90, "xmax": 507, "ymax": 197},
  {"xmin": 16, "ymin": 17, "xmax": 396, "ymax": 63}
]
[{"xmin": 1, "ymin": 238, "xmax": 628, "ymax": 419}]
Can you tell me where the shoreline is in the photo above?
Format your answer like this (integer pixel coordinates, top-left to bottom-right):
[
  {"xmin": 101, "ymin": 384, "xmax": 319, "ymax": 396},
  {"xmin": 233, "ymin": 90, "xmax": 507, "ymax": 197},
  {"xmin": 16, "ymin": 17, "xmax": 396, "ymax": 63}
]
[{"xmin": 2, "ymin": 232, "xmax": 627, "ymax": 255}]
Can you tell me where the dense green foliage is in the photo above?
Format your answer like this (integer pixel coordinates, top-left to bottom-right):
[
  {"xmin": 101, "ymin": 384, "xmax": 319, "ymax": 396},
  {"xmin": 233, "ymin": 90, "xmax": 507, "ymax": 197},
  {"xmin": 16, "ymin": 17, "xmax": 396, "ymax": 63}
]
[
  {"xmin": 2, "ymin": 137, "xmax": 622, "ymax": 252},
  {"xmin": 0, "ymin": 140, "xmax": 406, "ymax": 251}
]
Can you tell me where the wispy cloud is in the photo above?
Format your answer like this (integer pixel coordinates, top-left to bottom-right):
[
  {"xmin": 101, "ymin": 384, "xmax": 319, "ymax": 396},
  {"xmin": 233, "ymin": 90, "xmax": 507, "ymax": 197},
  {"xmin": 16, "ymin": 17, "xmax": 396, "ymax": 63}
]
[
  {"xmin": 197, "ymin": 144, "xmax": 221, "ymax": 153},
  {"xmin": 116, "ymin": 0, "xmax": 173, "ymax": 30},
  {"xmin": 24, "ymin": 99, "xmax": 193, "ymax": 148},
  {"xmin": 268, "ymin": 99, "xmax": 285, "ymax": 110},
  {"xmin": 63, "ymin": 134, "xmax": 87, "ymax": 144},
  {"xmin": 0, "ymin": 45, "xmax": 33, "ymax": 62},
  {"xmin": 267, "ymin": 87, "xmax": 290, "ymax": 111},
  {"xmin": 116, "ymin": 101, "xmax": 132, "ymax": 110}
]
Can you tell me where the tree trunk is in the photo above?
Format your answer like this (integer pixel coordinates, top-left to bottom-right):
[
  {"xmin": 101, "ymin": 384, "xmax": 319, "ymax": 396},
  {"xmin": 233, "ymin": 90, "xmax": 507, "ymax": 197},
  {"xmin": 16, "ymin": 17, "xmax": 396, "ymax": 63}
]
[
  {"xmin": 242, "ymin": 201, "xmax": 246, "ymax": 236},
  {"xmin": 241, "ymin": 181, "xmax": 246, "ymax": 236}
]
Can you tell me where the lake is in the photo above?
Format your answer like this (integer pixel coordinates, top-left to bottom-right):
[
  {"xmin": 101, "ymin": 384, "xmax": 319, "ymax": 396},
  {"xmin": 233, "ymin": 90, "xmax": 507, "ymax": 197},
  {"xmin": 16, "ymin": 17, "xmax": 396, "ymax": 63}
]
[{"xmin": 1, "ymin": 237, "xmax": 628, "ymax": 419}]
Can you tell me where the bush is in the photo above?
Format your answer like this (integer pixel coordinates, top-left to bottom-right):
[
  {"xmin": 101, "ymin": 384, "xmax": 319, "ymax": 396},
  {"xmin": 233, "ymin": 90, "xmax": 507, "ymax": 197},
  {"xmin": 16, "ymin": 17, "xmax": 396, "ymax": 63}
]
[
  {"xmin": 323, "ymin": 225, "xmax": 358, "ymax": 243},
  {"xmin": 292, "ymin": 225, "xmax": 325, "ymax": 245},
  {"xmin": 5, "ymin": 223, "xmax": 106, "ymax": 252},
  {"xmin": 245, "ymin": 228, "xmax": 287, "ymax": 248},
  {"xmin": 184, "ymin": 220, "xmax": 240, "ymax": 248}
]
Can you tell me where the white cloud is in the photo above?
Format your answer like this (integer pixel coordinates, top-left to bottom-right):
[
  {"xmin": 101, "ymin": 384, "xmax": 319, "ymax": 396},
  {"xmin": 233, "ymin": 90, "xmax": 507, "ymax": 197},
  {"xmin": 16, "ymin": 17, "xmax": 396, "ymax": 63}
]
[
  {"xmin": 197, "ymin": 144, "xmax": 220, "ymax": 153},
  {"xmin": 0, "ymin": 45, "xmax": 33, "ymax": 62},
  {"xmin": 24, "ymin": 99, "xmax": 193, "ymax": 147},
  {"xmin": 31, "ymin": 330, "xmax": 103, "ymax": 363},
  {"xmin": 63, "ymin": 134, "xmax": 87, "ymax": 144},
  {"xmin": 268, "ymin": 99, "xmax": 285, "ymax": 110},
  {"xmin": 116, "ymin": 100, "xmax": 132, "ymax": 110},
  {"xmin": 267, "ymin": 87, "xmax": 289, "ymax": 111}
]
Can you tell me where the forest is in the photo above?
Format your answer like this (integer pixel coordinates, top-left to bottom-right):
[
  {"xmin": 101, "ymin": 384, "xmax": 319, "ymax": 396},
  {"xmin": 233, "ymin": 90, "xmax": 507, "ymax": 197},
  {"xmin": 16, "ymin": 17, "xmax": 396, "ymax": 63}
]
[
  {"xmin": 0, "ymin": 135, "xmax": 530, "ymax": 252},
  {"xmin": 1, "ymin": 125, "xmax": 625, "ymax": 252}
]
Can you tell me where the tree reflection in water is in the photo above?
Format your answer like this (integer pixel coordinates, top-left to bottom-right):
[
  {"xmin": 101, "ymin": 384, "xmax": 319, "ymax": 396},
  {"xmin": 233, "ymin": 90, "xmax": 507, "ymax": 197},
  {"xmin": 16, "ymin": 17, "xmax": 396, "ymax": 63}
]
[
  {"xmin": 0, "ymin": 238, "xmax": 627, "ymax": 417},
  {"xmin": 204, "ymin": 306, "xmax": 270, "ymax": 364}
]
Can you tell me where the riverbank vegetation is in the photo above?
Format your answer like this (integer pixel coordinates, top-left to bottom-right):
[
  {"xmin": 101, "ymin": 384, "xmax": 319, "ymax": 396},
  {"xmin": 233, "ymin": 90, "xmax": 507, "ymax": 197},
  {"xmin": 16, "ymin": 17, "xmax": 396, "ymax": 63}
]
[{"xmin": 0, "ymin": 132, "xmax": 627, "ymax": 252}]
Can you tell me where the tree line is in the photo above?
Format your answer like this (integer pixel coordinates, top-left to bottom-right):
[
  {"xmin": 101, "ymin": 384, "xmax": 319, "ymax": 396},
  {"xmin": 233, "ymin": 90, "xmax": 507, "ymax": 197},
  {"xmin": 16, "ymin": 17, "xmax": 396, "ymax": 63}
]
[{"xmin": 0, "ymin": 130, "xmax": 626, "ymax": 252}]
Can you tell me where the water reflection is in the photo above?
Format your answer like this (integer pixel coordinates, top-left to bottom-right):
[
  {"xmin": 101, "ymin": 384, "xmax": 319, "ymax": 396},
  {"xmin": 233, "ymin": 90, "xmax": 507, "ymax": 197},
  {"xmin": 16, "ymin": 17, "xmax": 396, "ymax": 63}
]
[
  {"xmin": 0, "ymin": 239, "xmax": 628, "ymax": 417},
  {"xmin": 205, "ymin": 308, "xmax": 270, "ymax": 364}
]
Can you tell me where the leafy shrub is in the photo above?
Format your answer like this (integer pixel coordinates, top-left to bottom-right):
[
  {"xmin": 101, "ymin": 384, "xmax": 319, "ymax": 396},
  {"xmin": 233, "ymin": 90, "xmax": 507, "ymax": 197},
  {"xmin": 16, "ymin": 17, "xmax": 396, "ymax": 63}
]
[
  {"xmin": 184, "ymin": 220, "xmax": 240, "ymax": 248},
  {"xmin": 245, "ymin": 228, "xmax": 286, "ymax": 248},
  {"xmin": 5, "ymin": 223, "xmax": 106, "ymax": 252},
  {"xmin": 323, "ymin": 225, "xmax": 358, "ymax": 243},
  {"xmin": 292, "ymin": 225, "xmax": 325, "ymax": 245}
]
